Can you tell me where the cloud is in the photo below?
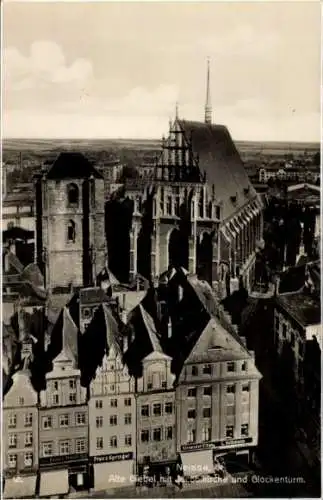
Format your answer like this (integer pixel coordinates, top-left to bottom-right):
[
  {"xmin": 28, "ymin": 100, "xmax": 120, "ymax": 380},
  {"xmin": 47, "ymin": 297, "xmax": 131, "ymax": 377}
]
[{"xmin": 4, "ymin": 40, "xmax": 93, "ymax": 91}]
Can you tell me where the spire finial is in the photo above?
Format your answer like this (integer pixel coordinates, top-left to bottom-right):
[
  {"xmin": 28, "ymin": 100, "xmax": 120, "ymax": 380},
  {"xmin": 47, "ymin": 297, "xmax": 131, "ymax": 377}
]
[
  {"xmin": 175, "ymin": 101, "xmax": 179, "ymax": 120},
  {"xmin": 205, "ymin": 57, "xmax": 212, "ymax": 124}
]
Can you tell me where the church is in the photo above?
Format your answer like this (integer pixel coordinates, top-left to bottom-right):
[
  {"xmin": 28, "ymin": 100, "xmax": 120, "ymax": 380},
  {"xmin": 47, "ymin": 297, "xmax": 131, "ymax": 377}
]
[{"xmin": 34, "ymin": 61, "xmax": 263, "ymax": 298}]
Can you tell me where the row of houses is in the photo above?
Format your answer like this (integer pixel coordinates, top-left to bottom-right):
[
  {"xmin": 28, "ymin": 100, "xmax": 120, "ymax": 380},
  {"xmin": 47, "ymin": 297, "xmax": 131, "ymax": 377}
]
[{"xmin": 3, "ymin": 268, "xmax": 262, "ymax": 498}]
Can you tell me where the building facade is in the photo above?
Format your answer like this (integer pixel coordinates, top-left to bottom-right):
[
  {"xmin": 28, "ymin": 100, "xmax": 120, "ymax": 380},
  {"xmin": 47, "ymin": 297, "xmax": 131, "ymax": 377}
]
[
  {"xmin": 38, "ymin": 322, "xmax": 89, "ymax": 498},
  {"xmin": 88, "ymin": 345, "xmax": 136, "ymax": 491},
  {"xmin": 136, "ymin": 350, "xmax": 176, "ymax": 475},
  {"xmin": 34, "ymin": 152, "xmax": 106, "ymax": 292},
  {"xmin": 3, "ymin": 368, "xmax": 39, "ymax": 499},
  {"xmin": 176, "ymin": 318, "xmax": 261, "ymax": 477}
]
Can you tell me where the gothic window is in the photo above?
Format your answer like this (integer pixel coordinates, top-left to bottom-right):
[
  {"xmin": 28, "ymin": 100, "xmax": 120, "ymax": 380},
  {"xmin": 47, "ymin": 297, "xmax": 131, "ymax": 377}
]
[
  {"xmin": 199, "ymin": 190, "xmax": 204, "ymax": 218},
  {"xmin": 67, "ymin": 183, "xmax": 79, "ymax": 206},
  {"xmin": 166, "ymin": 196, "xmax": 172, "ymax": 215},
  {"xmin": 160, "ymin": 187, "xmax": 164, "ymax": 213},
  {"xmin": 207, "ymin": 201, "xmax": 213, "ymax": 219},
  {"xmin": 67, "ymin": 220, "xmax": 76, "ymax": 242},
  {"xmin": 175, "ymin": 197, "xmax": 180, "ymax": 216}
]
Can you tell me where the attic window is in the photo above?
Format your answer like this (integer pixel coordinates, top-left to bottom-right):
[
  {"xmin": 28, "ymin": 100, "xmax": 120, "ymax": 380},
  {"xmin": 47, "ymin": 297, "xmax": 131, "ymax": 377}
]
[{"xmin": 230, "ymin": 195, "xmax": 237, "ymax": 204}]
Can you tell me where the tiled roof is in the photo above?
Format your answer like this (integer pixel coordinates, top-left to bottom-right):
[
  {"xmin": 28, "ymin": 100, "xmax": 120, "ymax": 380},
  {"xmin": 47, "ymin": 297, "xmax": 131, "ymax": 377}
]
[
  {"xmin": 139, "ymin": 304, "xmax": 163, "ymax": 353},
  {"xmin": 62, "ymin": 307, "xmax": 79, "ymax": 366},
  {"xmin": 177, "ymin": 120, "xmax": 257, "ymax": 220},
  {"xmin": 46, "ymin": 152, "xmax": 103, "ymax": 180},
  {"xmin": 277, "ymin": 290, "xmax": 321, "ymax": 327}
]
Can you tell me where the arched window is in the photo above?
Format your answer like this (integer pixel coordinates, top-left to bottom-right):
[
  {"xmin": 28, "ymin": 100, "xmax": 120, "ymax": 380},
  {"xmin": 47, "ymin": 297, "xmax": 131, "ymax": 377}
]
[
  {"xmin": 67, "ymin": 183, "xmax": 79, "ymax": 206},
  {"xmin": 166, "ymin": 196, "xmax": 172, "ymax": 215},
  {"xmin": 67, "ymin": 220, "xmax": 76, "ymax": 242}
]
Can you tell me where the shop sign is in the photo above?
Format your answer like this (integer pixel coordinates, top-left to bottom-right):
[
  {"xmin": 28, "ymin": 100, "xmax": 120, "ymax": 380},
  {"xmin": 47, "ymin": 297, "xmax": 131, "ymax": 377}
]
[
  {"xmin": 181, "ymin": 437, "xmax": 252, "ymax": 452},
  {"xmin": 39, "ymin": 453, "xmax": 87, "ymax": 466},
  {"xmin": 93, "ymin": 452, "xmax": 133, "ymax": 464}
]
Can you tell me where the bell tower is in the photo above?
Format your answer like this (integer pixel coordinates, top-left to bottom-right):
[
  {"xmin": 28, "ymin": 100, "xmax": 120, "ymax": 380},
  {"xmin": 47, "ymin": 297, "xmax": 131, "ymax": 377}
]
[{"xmin": 35, "ymin": 152, "xmax": 106, "ymax": 292}]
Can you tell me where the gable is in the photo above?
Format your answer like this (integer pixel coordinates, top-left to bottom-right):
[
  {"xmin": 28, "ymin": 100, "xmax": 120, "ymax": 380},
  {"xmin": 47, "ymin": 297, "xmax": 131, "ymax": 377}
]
[{"xmin": 4, "ymin": 372, "xmax": 37, "ymax": 408}]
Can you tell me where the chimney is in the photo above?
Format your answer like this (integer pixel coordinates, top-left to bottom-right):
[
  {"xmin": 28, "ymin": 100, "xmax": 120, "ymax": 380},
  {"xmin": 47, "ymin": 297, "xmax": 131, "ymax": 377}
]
[{"xmin": 204, "ymin": 57, "xmax": 212, "ymax": 124}]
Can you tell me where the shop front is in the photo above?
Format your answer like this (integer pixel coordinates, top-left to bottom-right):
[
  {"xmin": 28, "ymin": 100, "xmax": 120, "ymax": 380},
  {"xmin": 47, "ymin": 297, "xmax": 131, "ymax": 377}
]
[
  {"xmin": 39, "ymin": 454, "xmax": 89, "ymax": 497},
  {"xmin": 180, "ymin": 437, "xmax": 253, "ymax": 479},
  {"xmin": 3, "ymin": 473, "xmax": 37, "ymax": 499},
  {"xmin": 90, "ymin": 452, "xmax": 136, "ymax": 492}
]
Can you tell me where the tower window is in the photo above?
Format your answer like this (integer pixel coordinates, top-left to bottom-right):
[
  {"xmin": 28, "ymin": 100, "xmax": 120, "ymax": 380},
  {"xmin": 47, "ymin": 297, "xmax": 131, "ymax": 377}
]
[
  {"xmin": 67, "ymin": 183, "xmax": 79, "ymax": 206},
  {"xmin": 199, "ymin": 191, "xmax": 204, "ymax": 218},
  {"xmin": 207, "ymin": 201, "xmax": 213, "ymax": 219},
  {"xmin": 67, "ymin": 220, "xmax": 76, "ymax": 242}
]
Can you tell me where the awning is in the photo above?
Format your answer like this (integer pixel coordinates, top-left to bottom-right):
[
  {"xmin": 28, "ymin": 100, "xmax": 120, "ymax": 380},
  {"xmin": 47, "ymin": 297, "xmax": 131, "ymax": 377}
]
[
  {"xmin": 181, "ymin": 450, "xmax": 214, "ymax": 477},
  {"xmin": 4, "ymin": 475, "xmax": 37, "ymax": 498},
  {"xmin": 39, "ymin": 469, "xmax": 69, "ymax": 497}
]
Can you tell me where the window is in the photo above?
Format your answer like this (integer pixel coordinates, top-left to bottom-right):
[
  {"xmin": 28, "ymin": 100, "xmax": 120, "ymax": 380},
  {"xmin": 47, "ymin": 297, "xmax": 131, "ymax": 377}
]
[
  {"xmin": 226, "ymin": 426, "xmax": 234, "ymax": 438},
  {"xmin": 25, "ymin": 432, "xmax": 33, "ymax": 447},
  {"xmin": 53, "ymin": 381, "xmax": 59, "ymax": 391},
  {"xmin": 9, "ymin": 434, "xmax": 17, "ymax": 448},
  {"xmin": 202, "ymin": 426, "xmax": 211, "ymax": 442},
  {"xmin": 24, "ymin": 452, "xmax": 33, "ymax": 467},
  {"xmin": 125, "ymin": 398, "xmax": 132, "ymax": 407},
  {"xmin": 52, "ymin": 394, "xmax": 59, "ymax": 406},
  {"xmin": 141, "ymin": 430, "xmax": 149, "ymax": 443},
  {"xmin": 42, "ymin": 442, "xmax": 53, "ymax": 457},
  {"xmin": 216, "ymin": 206, "xmax": 221, "ymax": 220},
  {"xmin": 242, "ymin": 384, "xmax": 250, "ymax": 393},
  {"xmin": 203, "ymin": 386, "xmax": 212, "ymax": 396},
  {"xmin": 166, "ymin": 426, "xmax": 173, "ymax": 440},
  {"xmin": 67, "ymin": 220, "xmax": 76, "ymax": 243},
  {"xmin": 67, "ymin": 183, "xmax": 79, "ymax": 206},
  {"xmin": 153, "ymin": 428, "xmax": 162, "ymax": 441},
  {"xmin": 42, "ymin": 416, "xmax": 52, "ymax": 429},
  {"xmin": 141, "ymin": 405, "xmax": 149, "ymax": 417},
  {"xmin": 69, "ymin": 380, "xmax": 76, "ymax": 390},
  {"xmin": 96, "ymin": 400, "xmax": 103, "ymax": 409},
  {"xmin": 226, "ymin": 402, "xmax": 235, "ymax": 416},
  {"xmin": 8, "ymin": 454, "xmax": 17, "ymax": 468},
  {"xmin": 175, "ymin": 197, "xmax": 180, "ymax": 216},
  {"xmin": 76, "ymin": 439, "xmax": 86, "ymax": 453},
  {"xmin": 110, "ymin": 399, "xmax": 118, "ymax": 408},
  {"xmin": 207, "ymin": 201, "xmax": 213, "ymax": 219},
  {"xmin": 191, "ymin": 366, "xmax": 198, "ymax": 376},
  {"xmin": 282, "ymin": 324, "xmax": 287, "ymax": 338},
  {"xmin": 24, "ymin": 413, "xmax": 33, "ymax": 427},
  {"xmin": 166, "ymin": 196, "xmax": 172, "ymax": 215},
  {"xmin": 242, "ymin": 361, "xmax": 247, "ymax": 372},
  {"xmin": 188, "ymin": 409, "xmax": 196, "ymax": 419},
  {"xmin": 165, "ymin": 402, "xmax": 173, "ymax": 414},
  {"xmin": 96, "ymin": 437, "xmax": 103, "ymax": 450},
  {"xmin": 76, "ymin": 412, "xmax": 86, "ymax": 425},
  {"xmin": 188, "ymin": 388, "xmax": 197, "ymax": 397},
  {"xmin": 8, "ymin": 414, "xmax": 16, "ymax": 428},
  {"xmin": 226, "ymin": 385, "xmax": 236, "ymax": 394},
  {"xmin": 203, "ymin": 364, "xmax": 212, "ymax": 375},
  {"xmin": 187, "ymin": 429, "xmax": 196, "ymax": 443},
  {"xmin": 110, "ymin": 436, "xmax": 118, "ymax": 448},
  {"xmin": 153, "ymin": 403, "xmax": 162, "ymax": 416},
  {"xmin": 110, "ymin": 415, "xmax": 117, "ymax": 426},
  {"xmin": 203, "ymin": 407, "xmax": 211, "ymax": 418},
  {"xmin": 241, "ymin": 424, "xmax": 249, "ymax": 437},
  {"xmin": 125, "ymin": 413, "xmax": 132, "ymax": 425},
  {"xmin": 227, "ymin": 362, "xmax": 235, "ymax": 372},
  {"xmin": 125, "ymin": 435, "xmax": 132, "ymax": 446},
  {"xmin": 69, "ymin": 393, "xmax": 76, "ymax": 403},
  {"xmin": 59, "ymin": 414, "xmax": 69, "ymax": 427},
  {"xmin": 59, "ymin": 440, "xmax": 70, "ymax": 455},
  {"xmin": 96, "ymin": 416, "xmax": 103, "ymax": 428},
  {"xmin": 198, "ymin": 191, "xmax": 204, "ymax": 218},
  {"xmin": 19, "ymin": 397, "xmax": 24, "ymax": 405}
]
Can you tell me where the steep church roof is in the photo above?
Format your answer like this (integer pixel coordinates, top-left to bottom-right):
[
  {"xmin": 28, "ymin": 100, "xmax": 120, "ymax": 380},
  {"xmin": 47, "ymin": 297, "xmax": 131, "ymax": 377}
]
[
  {"xmin": 177, "ymin": 120, "xmax": 256, "ymax": 221},
  {"xmin": 46, "ymin": 152, "xmax": 103, "ymax": 180}
]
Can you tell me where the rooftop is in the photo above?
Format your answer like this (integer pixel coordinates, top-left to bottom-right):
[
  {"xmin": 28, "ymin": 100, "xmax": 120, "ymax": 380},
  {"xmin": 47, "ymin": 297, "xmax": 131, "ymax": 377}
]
[
  {"xmin": 177, "ymin": 120, "xmax": 257, "ymax": 220},
  {"xmin": 46, "ymin": 152, "xmax": 103, "ymax": 180},
  {"xmin": 79, "ymin": 287, "xmax": 111, "ymax": 305},
  {"xmin": 277, "ymin": 290, "xmax": 321, "ymax": 327}
]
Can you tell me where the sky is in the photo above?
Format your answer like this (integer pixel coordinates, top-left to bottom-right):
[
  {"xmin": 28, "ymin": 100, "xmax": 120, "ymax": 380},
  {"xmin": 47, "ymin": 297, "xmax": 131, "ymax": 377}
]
[{"xmin": 3, "ymin": 1, "xmax": 321, "ymax": 141}]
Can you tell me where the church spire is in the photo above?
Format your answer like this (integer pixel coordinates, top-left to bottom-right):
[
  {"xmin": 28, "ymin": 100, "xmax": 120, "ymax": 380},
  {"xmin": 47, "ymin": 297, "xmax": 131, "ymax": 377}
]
[{"xmin": 204, "ymin": 57, "xmax": 212, "ymax": 124}]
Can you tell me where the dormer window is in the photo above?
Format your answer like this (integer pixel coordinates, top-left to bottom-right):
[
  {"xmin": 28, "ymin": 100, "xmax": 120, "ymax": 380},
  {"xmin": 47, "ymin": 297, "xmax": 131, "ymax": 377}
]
[
  {"xmin": 67, "ymin": 183, "xmax": 79, "ymax": 207},
  {"xmin": 67, "ymin": 220, "xmax": 76, "ymax": 242}
]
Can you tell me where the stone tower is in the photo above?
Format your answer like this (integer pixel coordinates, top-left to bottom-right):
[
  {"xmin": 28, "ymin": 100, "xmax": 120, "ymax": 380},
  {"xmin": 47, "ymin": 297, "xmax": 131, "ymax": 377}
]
[{"xmin": 35, "ymin": 152, "xmax": 106, "ymax": 292}]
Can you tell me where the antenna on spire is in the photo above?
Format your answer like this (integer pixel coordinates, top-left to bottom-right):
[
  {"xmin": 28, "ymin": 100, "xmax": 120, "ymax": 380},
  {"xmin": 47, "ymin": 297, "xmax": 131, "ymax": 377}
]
[{"xmin": 204, "ymin": 57, "xmax": 212, "ymax": 124}]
